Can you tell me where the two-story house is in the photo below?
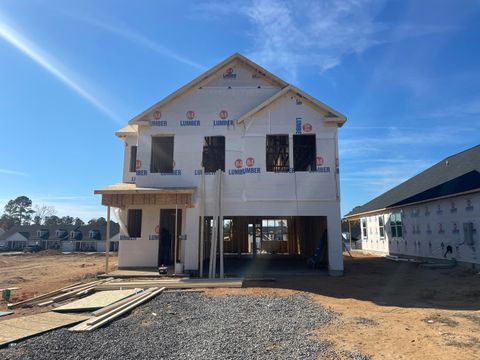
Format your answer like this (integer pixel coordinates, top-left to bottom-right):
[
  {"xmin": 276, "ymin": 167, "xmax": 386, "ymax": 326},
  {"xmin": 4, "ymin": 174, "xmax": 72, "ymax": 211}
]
[{"xmin": 95, "ymin": 53, "xmax": 347, "ymax": 276}]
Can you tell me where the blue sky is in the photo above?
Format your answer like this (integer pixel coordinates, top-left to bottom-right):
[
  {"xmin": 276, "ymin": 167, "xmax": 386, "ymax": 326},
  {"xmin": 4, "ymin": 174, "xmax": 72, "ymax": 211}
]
[{"xmin": 0, "ymin": 0, "xmax": 479, "ymax": 220}]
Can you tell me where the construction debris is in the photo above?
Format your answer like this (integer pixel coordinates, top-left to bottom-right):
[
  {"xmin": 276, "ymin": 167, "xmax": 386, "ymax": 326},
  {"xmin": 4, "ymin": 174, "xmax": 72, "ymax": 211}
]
[
  {"xmin": 7, "ymin": 278, "xmax": 113, "ymax": 309},
  {"xmin": 70, "ymin": 287, "xmax": 165, "ymax": 331},
  {"xmin": 52, "ymin": 289, "xmax": 141, "ymax": 313},
  {"xmin": 94, "ymin": 278, "xmax": 244, "ymax": 291},
  {"xmin": 0, "ymin": 312, "xmax": 88, "ymax": 347}
]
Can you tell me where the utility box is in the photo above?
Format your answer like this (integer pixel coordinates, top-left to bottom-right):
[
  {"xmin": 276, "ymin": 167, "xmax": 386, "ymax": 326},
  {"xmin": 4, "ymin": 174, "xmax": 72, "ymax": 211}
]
[{"xmin": 463, "ymin": 222, "xmax": 474, "ymax": 245}]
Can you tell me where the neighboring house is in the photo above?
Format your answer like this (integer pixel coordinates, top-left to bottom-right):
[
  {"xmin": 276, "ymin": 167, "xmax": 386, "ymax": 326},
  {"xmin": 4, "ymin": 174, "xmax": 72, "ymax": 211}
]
[
  {"xmin": 345, "ymin": 145, "xmax": 480, "ymax": 265},
  {"xmin": 95, "ymin": 53, "xmax": 347, "ymax": 275},
  {"xmin": 0, "ymin": 224, "xmax": 119, "ymax": 252}
]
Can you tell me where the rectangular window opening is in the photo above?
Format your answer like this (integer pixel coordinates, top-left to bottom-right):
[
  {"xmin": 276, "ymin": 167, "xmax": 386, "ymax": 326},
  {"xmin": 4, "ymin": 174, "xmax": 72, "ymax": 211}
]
[
  {"xmin": 129, "ymin": 146, "xmax": 138, "ymax": 172},
  {"xmin": 266, "ymin": 135, "xmax": 289, "ymax": 172},
  {"xmin": 293, "ymin": 134, "xmax": 316, "ymax": 171},
  {"xmin": 202, "ymin": 136, "xmax": 225, "ymax": 173},
  {"xmin": 151, "ymin": 136, "xmax": 174, "ymax": 173},
  {"xmin": 127, "ymin": 209, "xmax": 142, "ymax": 238}
]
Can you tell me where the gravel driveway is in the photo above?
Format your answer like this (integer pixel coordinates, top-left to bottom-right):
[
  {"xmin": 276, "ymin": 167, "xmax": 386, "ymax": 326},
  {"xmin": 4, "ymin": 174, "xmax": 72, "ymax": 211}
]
[{"xmin": 2, "ymin": 292, "xmax": 368, "ymax": 359}]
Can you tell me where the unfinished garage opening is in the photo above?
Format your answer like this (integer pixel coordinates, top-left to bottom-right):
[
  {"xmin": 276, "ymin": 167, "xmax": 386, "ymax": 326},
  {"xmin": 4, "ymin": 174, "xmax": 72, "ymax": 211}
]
[{"xmin": 200, "ymin": 216, "xmax": 328, "ymax": 274}]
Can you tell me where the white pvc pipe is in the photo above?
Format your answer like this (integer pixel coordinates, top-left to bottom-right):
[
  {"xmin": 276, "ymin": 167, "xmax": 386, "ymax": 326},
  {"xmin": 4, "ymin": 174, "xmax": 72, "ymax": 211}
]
[
  {"xmin": 219, "ymin": 171, "xmax": 224, "ymax": 278},
  {"xmin": 199, "ymin": 167, "xmax": 205, "ymax": 277},
  {"xmin": 174, "ymin": 203, "xmax": 178, "ymax": 275}
]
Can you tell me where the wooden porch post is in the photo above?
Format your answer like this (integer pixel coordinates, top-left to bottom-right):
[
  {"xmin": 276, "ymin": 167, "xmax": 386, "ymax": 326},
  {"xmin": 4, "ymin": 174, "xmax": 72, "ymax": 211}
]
[{"xmin": 105, "ymin": 205, "xmax": 111, "ymax": 274}]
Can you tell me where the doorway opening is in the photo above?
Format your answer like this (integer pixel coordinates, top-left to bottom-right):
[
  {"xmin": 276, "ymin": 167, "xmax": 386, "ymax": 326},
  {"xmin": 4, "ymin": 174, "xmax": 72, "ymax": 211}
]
[{"xmin": 158, "ymin": 209, "xmax": 182, "ymax": 267}]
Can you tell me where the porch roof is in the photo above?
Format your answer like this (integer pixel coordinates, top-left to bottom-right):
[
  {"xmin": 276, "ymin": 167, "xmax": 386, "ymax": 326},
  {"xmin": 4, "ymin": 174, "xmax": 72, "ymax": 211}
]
[{"xmin": 94, "ymin": 183, "xmax": 196, "ymax": 207}]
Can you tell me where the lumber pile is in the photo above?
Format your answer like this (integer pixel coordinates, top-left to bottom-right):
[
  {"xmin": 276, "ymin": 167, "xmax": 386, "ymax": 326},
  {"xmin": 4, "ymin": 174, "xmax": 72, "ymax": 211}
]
[
  {"xmin": 7, "ymin": 279, "xmax": 113, "ymax": 309},
  {"xmin": 70, "ymin": 287, "xmax": 165, "ymax": 332},
  {"xmin": 94, "ymin": 278, "xmax": 244, "ymax": 291}
]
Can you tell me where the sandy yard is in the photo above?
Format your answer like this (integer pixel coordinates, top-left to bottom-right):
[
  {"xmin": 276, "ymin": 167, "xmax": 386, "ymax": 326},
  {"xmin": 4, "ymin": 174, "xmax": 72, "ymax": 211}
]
[
  {"xmin": 0, "ymin": 252, "xmax": 117, "ymax": 317},
  {"xmin": 1, "ymin": 251, "xmax": 480, "ymax": 359}
]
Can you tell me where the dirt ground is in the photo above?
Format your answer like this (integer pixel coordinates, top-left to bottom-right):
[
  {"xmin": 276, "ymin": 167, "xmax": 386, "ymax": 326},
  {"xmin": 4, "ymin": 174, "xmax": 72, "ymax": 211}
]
[
  {"xmin": 0, "ymin": 251, "xmax": 117, "ymax": 317},
  {"xmin": 1, "ymin": 251, "xmax": 480, "ymax": 359},
  {"xmin": 206, "ymin": 252, "xmax": 480, "ymax": 360}
]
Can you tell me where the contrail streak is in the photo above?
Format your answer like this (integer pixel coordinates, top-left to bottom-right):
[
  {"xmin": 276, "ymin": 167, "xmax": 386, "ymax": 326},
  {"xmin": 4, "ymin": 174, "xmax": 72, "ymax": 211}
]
[{"xmin": 0, "ymin": 18, "xmax": 121, "ymax": 123}]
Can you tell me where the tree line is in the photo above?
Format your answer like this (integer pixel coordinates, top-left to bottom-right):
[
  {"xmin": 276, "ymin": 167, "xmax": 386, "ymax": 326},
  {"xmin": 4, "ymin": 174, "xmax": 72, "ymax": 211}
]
[{"xmin": 0, "ymin": 196, "xmax": 110, "ymax": 231}]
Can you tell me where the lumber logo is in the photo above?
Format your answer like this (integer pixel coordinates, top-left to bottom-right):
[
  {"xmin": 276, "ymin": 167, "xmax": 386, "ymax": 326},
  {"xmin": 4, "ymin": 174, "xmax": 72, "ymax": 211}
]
[
  {"xmin": 186, "ymin": 110, "xmax": 195, "ymax": 120},
  {"xmin": 246, "ymin": 157, "xmax": 255, "ymax": 167},
  {"xmin": 153, "ymin": 110, "xmax": 161, "ymax": 120},
  {"xmin": 219, "ymin": 110, "xmax": 228, "ymax": 119},
  {"xmin": 302, "ymin": 123, "xmax": 312, "ymax": 132},
  {"xmin": 223, "ymin": 67, "xmax": 237, "ymax": 79},
  {"xmin": 316, "ymin": 156, "xmax": 324, "ymax": 166},
  {"xmin": 136, "ymin": 160, "xmax": 142, "ymax": 169},
  {"xmin": 234, "ymin": 159, "xmax": 243, "ymax": 168}
]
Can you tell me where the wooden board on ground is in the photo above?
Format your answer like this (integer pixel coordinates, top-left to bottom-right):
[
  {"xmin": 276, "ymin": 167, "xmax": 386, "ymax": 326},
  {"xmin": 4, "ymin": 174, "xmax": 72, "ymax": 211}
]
[
  {"xmin": 94, "ymin": 278, "xmax": 244, "ymax": 291},
  {"xmin": 52, "ymin": 289, "xmax": 140, "ymax": 312},
  {"xmin": 0, "ymin": 311, "xmax": 13, "ymax": 318},
  {"xmin": 0, "ymin": 312, "xmax": 88, "ymax": 347}
]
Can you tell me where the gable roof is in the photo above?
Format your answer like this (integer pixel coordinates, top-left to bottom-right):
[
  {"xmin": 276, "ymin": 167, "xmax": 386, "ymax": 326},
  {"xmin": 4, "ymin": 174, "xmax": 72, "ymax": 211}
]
[
  {"xmin": 128, "ymin": 53, "xmax": 288, "ymax": 125},
  {"xmin": 345, "ymin": 144, "xmax": 480, "ymax": 218},
  {"xmin": 235, "ymin": 85, "xmax": 347, "ymax": 127}
]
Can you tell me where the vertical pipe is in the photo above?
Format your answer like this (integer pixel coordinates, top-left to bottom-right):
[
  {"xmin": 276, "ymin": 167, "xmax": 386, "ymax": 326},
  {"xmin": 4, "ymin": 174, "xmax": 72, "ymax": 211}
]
[
  {"xmin": 348, "ymin": 220, "xmax": 352, "ymax": 251},
  {"xmin": 199, "ymin": 167, "xmax": 205, "ymax": 277},
  {"xmin": 174, "ymin": 203, "xmax": 178, "ymax": 275},
  {"xmin": 105, "ymin": 206, "xmax": 111, "ymax": 274},
  {"xmin": 219, "ymin": 171, "xmax": 224, "ymax": 278}
]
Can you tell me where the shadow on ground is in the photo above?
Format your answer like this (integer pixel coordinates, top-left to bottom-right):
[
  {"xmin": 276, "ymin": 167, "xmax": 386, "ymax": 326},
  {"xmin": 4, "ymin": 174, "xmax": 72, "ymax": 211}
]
[{"xmin": 239, "ymin": 253, "xmax": 480, "ymax": 311}]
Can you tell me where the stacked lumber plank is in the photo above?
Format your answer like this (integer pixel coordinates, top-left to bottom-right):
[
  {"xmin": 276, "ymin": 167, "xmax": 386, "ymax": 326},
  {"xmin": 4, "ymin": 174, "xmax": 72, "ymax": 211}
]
[
  {"xmin": 93, "ymin": 278, "xmax": 244, "ymax": 291},
  {"xmin": 7, "ymin": 278, "xmax": 113, "ymax": 309},
  {"xmin": 0, "ymin": 312, "xmax": 89, "ymax": 347},
  {"xmin": 70, "ymin": 287, "xmax": 165, "ymax": 332},
  {"xmin": 52, "ymin": 289, "xmax": 142, "ymax": 313}
]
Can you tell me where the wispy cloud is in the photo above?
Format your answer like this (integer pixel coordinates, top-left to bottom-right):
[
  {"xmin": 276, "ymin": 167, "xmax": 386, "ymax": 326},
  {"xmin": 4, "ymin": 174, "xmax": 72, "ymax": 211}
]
[
  {"xmin": 430, "ymin": 95, "xmax": 480, "ymax": 119},
  {"xmin": 76, "ymin": 15, "xmax": 206, "ymax": 71},
  {"xmin": 196, "ymin": 0, "xmax": 455, "ymax": 81},
  {"xmin": 0, "ymin": 15, "xmax": 121, "ymax": 123},
  {"xmin": 339, "ymin": 125, "xmax": 478, "ymax": 159},
  {"xmin": 0, "ymin": 168, "xmax": 29, "ymax": 176},
  {"xmin": 342, "ymin": 159, "xmax": 431, "ymax": 195}
]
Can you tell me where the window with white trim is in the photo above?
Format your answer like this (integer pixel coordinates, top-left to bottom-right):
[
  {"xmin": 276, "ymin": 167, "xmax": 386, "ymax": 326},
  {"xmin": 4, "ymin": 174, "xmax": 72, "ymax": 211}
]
[{"xmin": 389, "ymin": 213, "xmax": 403, "ymax": 238}]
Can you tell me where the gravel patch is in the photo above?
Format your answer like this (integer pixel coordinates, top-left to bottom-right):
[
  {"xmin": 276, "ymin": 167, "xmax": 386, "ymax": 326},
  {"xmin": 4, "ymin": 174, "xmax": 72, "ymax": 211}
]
[{"xmin": 0, "ymin": 292, "xmax": 368, "ymax": 359}]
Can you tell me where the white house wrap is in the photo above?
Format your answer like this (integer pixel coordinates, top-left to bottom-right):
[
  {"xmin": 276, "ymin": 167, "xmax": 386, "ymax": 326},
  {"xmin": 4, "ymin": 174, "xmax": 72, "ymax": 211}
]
[{"xmin": 95, "ymin": 53, "xmax": 347, "ymax": 276}]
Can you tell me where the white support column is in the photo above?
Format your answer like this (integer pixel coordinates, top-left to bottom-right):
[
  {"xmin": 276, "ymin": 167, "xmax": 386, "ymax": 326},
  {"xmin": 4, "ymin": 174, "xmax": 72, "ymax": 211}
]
[
  {"xmin": 327, "ymin": 203, "xmax": 344, "ymax": 276},
  {"xmin": 199, "ymin": 167, "xmax": 205, "ymax": 277},
  {"xmin": 219, "ymin": 171, "xmax": 224, "ymax": 278},
  {"xmin": 174, "ymin": 204, "xmax": 178, "ymax": 275},
  {"xmin": 105, "ymin": 206, "xmax": 111, "ymax": 274}
]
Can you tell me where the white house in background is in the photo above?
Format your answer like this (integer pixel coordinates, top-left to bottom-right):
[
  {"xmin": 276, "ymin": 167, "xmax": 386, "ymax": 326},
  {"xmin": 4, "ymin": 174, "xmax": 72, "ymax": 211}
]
[
  {"xmin": 0, "ymin": 225, "xmax": 119, "ymax": 252},
  {"xmin": 95, "ymin": 53, "xmax": 347, "ymax": 276},
  {"xmin": 345, "ymin": 145, "xmax": 480, "ymax": 266}
]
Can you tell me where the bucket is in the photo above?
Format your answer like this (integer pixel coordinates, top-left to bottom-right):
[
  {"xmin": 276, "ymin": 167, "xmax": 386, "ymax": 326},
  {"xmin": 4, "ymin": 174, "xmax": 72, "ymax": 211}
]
[
  {"xmin": 2, "ymin": 289, "xmax": 11, "ymax": 302},
  {"xmin": 174, "ymin": 263, "xmax": 184, "ymax": 274}
]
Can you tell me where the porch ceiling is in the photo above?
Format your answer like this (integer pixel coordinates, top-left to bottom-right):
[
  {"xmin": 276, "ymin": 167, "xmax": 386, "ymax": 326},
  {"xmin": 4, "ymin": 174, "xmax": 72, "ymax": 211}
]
[{"xmin": 94, "ymin": 183, "xmax": 196, "ymax": 208}]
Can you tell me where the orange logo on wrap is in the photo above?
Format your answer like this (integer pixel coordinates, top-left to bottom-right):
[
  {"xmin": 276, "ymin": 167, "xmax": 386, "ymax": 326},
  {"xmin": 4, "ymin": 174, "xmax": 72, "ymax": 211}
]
[
  {"xmin": 316, "ymin": 156, "xmax": 324, "ymax": 166},
  {"xmin": 219, "ymin": 110, "xmax": 228, "ymax": 119},
  {"xmin": 136, "ymin": 160, "xmax": 142, "ymax": 169},
  {"xmin": 302, "ymin": 123, "xmax": 312, "ymax": 132},
  {"xmin": 186, "ymin": 110, "xmax": 195, "ymax": 120},
  {"xmin": 246, "ymin": 157, "xmax": 255, "ymax": 167},
  {"xmin": 153, "ymin": 110, "xmax": 161, "ymax": 120},
  {"xmin": 234, "ymin": 159, "xmax": 243, "ymax": 168}
]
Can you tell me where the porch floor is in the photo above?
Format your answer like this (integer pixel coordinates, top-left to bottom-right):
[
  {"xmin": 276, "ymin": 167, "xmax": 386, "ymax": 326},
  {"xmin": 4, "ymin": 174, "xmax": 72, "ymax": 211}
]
[{"xmin": 209, "ymin": 254, "xmax": 328, "ymax": 277}]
